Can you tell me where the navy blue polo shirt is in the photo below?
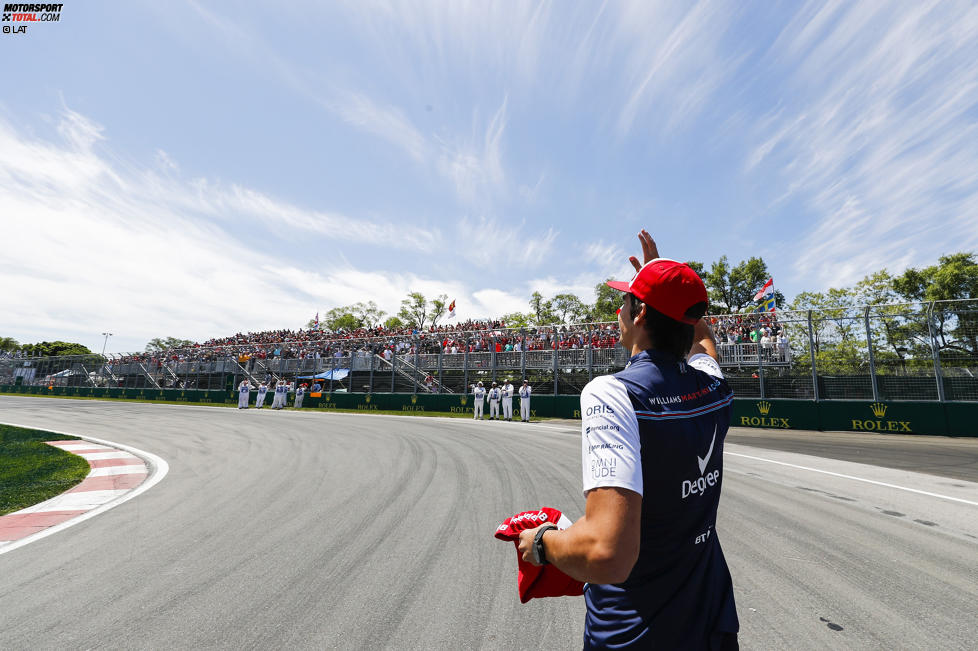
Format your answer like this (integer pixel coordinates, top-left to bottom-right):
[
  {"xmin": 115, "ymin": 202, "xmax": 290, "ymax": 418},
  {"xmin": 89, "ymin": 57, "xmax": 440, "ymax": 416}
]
[{"xmin": 580, "ymin": 350, "xmax": 739, "ymax": 649}]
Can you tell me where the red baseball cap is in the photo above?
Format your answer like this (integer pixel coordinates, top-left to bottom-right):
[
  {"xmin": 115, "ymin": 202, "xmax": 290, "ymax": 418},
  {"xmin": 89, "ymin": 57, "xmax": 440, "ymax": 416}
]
[{"xmin": 607, "ymin": 259, "xmax": 708, "ymax": 325}]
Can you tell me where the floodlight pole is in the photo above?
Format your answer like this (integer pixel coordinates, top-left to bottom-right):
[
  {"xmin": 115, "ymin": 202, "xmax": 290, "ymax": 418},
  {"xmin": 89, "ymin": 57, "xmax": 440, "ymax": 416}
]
[{"xmin": 101, "ymin": 333, "xmax": 113, "ymax": 357}]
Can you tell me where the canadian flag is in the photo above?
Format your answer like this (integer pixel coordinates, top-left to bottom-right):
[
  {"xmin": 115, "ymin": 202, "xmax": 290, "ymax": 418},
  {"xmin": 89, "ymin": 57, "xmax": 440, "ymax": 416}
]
[
  {"xmin": 753, "ymin": 278, "xmax": 774, "ymax": 302},
  {"xmin": 448, "ymin": 299, "xmax": 457, "ymax": 319}
]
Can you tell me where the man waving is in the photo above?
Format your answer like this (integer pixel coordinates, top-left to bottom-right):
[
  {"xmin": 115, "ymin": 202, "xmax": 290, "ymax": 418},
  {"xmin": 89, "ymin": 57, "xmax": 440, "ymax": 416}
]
[{"xmin": 518, "ymin": 230, "xmax": 739, "ymax": 649}]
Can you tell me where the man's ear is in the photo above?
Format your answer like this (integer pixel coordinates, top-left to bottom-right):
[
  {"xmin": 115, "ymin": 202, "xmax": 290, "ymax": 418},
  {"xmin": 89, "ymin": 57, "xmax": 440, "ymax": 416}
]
[{"xmin": 633, "ymin": 301, "xmax": 648, "ymax": 327}]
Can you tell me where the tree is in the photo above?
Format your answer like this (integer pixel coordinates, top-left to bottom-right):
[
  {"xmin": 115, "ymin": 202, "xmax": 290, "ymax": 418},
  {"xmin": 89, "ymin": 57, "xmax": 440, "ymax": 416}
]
[
  {"xmin": 893, "ymin": 253, "xmax": 978, "ymax": 302},
  {"xmin": 20, "ymin": 341, "xmax": 92, "ymax": 356},
  {"xmin": 330, "ymin": 307, "xmax": 361, "ymax": 331},
  {"xmin": 703, "ymin": 256, "xmax": 779, "ymax": 313},
  {"xmin": 592, "ymin": 279, "xmax": 621, "ymax": 322},
  {"xmin": 703, "ymin": 257, "xmax": 733, "ymax": 312},
  {"xmin": 351, "ymin": 301, "xmax": 386, "ymax": 328},
  {"xmin": 429, "ymin": 294, "xmax": 450, "ymax": 329},
  {"xmin": 528, "ymin": 291, "xmax": 557, "ymax": 324},
  {"xmin": 383, "ymin": 316, "xmax": 405, "ymax": 330},
  {"xmin": 398, "ymin": 292, "xmax": 449, "ymax": 330},
  {"xmin": 145, "ymin": 337, "xmax": 195, "ymax": 353},
  {"xmin": 501, "ymin": 311, "xmax": 533, "ymax": 328},
  {"xmin": 312, "ymin": 301, "xmax": 388, "ymax": 332},
  {"xmin": 893, "ymin": 253, "xmax": 978, "ymax": 359},
  {"xmin": 789, "ymin": 288, "xmax": 859, "ymax": 353},
  {"xmin": 0, "ymin": 336, "xmax": 19, "ymax": 353},
  {"xmin": 551, "ymin": 293, "xmax": 590, "ymax": 324}
]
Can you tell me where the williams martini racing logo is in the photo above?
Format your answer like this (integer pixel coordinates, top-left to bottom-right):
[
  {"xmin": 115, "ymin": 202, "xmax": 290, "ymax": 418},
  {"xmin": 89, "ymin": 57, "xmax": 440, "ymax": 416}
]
[
  {"xmin": 739, "ymin": 401, "xmax": 791, "ymax": 428},
  {"xmin": 3, "ymin": 3, "xmax": 62, "ymax": 34},
  {"xmin": 852, "ymin": 402, "xmax": 911, "ymax": 432}
]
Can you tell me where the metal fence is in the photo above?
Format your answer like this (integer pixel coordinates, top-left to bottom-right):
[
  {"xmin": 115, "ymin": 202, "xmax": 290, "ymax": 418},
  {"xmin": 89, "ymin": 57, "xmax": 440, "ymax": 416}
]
[{"xmin": 2, "ymin": 300, "xmax": 975, "ymax": 401}]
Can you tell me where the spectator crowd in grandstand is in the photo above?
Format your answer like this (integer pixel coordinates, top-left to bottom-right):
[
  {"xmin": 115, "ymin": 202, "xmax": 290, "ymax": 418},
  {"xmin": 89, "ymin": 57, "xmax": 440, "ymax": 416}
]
[
  {"xmin": 109, "ymin": 320, "xmax": 625, "ymax": 366},
  {"xmin": 12, "ymin": 312, "xmax": 787, "ymax": 375},
  {"xmin": 709, "ymin": 313, "xmax": 788, "ymax": 356}
]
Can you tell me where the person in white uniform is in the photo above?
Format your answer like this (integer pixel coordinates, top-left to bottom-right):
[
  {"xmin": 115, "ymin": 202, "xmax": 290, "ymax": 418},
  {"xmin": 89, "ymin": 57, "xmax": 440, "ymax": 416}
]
[
  {"xmin": 294, "ymin": 383, "xmax": 306, "ymax": 409},
  {"xmin": 273, "ymin": 381, "xmax": 288, "ymax": 409},
  {"xmin": 488, "ymin": 382, "xmax": 501, "ymax": 420},
  {"xmin": 472, "ymin": 381, "xmax": 486, "ymax": 419},
  {"xmin": 502, "ymin": 379, "xmax": 514, "ymax": 421},
  {"xmin": 237, "ymin": 379, "xmax": 252, "ymax": 409},
  {"xmin": 519, "ymin": 379, "xmax": 532, "ymax": 422},
  {"xmin": 256, "ymin": 382, "xmax": 269, "ymax": 408}
]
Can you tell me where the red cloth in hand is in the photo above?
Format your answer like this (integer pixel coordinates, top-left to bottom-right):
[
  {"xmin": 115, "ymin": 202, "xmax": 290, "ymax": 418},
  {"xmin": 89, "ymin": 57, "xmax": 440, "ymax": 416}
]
[{"xmin": 495, "ymin": 507, "xmax": 585, "ymax": 603}]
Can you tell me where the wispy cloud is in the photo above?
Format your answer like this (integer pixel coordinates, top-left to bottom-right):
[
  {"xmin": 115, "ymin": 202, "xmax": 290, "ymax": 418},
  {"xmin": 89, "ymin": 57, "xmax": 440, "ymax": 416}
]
[
  {"xmin": 581, "ymin": 240, "xmax": 626, "ymax": 275},
  {"xmin": 186, "ymin": 1, "xmax": 522, "ymax": 210},
  {"xmin": 0, "ymin": 107, "xmax": 441, "ymax": 351},
  {"xmin": 457, "ymin": 215, "xmax": 558, "ymax": 268},
  {"xmin": 325, "ymin": 90, "xmax": 428, "ymax": 163},
  {"xmin": 746, "ymin": 0, "xmax": 978, "ymax": 287},
  {"xmin": 614, "ymin": 1, "xmax": 738, "ymax": 135},
  {"xmin": 436, "ymin": 96, "xmax": 509, "ymax": 206}
]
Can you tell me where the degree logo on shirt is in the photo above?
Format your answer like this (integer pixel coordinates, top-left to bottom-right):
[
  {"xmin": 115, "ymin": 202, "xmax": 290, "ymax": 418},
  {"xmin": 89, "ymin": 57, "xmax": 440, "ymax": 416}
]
[{"xmin": 682, "ymin": 429, "xmax": 721, "ymax": 499}]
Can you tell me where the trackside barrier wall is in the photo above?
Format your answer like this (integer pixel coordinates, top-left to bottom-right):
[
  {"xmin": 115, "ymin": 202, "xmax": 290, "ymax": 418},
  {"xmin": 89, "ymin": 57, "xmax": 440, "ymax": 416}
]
[
  {"xmin": 2, "ymin": 384, "xmax": 975, "ymax": 437},
  {"xmin": 730, "ymin": 398, "xmax": 974, "ymax": 437}
]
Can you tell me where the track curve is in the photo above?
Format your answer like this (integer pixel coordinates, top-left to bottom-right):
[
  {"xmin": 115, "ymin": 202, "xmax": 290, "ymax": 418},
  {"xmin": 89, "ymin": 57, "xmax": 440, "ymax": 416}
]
[{"xmin": 0, "ymin": 396, "xmax": 975, "ymax": 649}]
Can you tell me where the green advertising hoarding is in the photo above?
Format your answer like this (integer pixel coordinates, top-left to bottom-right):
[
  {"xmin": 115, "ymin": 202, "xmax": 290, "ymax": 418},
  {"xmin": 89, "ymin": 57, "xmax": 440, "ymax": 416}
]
[
  {"xmin": 815, "ymin": 400, "xmax": 948, "ymax": 437},
  {"xmin": 1, "ymin": 385, "xmax": 976, "ymax": 437},
  {"xmin": 730, "ymin": 399, "xmax": 821, "ymax": 431}
]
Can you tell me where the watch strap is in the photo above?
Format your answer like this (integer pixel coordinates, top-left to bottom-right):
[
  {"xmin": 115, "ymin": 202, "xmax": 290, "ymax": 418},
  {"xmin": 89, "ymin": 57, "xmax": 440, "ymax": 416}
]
[{"xmin": 533, "ymin": 523, "xmax": 558, "ymax": 565}]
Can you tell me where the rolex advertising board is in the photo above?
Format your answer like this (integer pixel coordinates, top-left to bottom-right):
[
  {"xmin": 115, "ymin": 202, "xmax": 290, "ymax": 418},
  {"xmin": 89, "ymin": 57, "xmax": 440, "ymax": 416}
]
[
  {"xmin": 729, "ymin": 399, "xmax": 820, "ymax": 431},
  {"xmin": 816, "ymin": 400, "xmax": 947, "ymax": 436}
]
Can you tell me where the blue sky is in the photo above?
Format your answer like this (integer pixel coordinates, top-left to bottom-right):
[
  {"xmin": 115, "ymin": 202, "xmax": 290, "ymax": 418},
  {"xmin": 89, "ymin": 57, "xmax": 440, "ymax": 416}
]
[{"xmin": 2, "ymin": 0, "xmax": 977, "ymax": 353}]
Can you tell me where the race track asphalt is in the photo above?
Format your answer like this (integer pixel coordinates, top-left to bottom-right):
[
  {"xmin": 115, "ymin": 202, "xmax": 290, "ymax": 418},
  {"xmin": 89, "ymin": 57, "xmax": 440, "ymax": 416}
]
[{"xmin": 0, "ymin": 396, "xmax": 976, "ymax": 650}]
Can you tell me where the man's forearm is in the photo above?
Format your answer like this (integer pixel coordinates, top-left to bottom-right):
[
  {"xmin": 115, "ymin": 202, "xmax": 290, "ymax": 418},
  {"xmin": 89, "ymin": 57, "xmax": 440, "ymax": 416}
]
[
  {"xmin": 538, "ymin": 487, "xmax": 642, "ymax": 584},
  {"xmin": 690, "ymin": 318, "xmax": 719, "ymax": 361},
  {"xmin": 543, "ymin": 518, "xmax": 627, "ymax": 583}
]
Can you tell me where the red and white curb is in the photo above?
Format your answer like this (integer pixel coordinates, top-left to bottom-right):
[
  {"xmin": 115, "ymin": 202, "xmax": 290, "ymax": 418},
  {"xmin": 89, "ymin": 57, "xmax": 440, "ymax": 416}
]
[{"xmin": 0, "ymin": 427, "xmax": 168, "ymax": 556}]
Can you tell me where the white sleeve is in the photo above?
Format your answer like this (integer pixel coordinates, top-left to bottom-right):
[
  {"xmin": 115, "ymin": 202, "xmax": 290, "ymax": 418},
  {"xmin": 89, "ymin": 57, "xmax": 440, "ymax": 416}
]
[
  {"xmin": 580, "ymin": 375, "xmax": 643, "ymax": 497},
  {"xmin": 688, "ymin": 353, "xmax": 723, "ymax": 378}
]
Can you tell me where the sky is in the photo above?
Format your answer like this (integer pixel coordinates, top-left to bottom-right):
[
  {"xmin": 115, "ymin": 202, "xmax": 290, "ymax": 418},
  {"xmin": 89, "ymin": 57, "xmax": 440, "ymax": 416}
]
[{"xmin": 2, "ymin": 0, "xmax": 977, "ymax": 354}]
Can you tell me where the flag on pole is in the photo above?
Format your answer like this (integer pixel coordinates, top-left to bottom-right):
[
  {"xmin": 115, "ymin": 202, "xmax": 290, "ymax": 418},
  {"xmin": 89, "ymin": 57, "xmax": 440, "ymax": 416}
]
[
  {"xmin": 448, "ymin": 299, "xmax": 457, "ymax": 319},
  {"xmin": 754, "ymin": 295, "xmax": 776, "ymax": 313},
  {"xmin": 314, "ymin": 312, "xmax": 320, "ymax": 330},
  {"xmin": 753, "ymin": 278, "xmax": 774, "ymax": 302}
]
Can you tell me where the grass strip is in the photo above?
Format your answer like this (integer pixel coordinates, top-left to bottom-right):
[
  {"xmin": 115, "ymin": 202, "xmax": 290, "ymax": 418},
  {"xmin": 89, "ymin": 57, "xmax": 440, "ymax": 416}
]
[{"xmin": 0, "ymin": 424, "xmax": 90, "ymax": 516}]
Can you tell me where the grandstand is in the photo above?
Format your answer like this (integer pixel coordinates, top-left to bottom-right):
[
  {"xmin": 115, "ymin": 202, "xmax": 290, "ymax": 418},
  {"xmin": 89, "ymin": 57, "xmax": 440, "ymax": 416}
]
[{"xmin": 2, "ymin": 299, "xmax": 975, "ymax": 403}]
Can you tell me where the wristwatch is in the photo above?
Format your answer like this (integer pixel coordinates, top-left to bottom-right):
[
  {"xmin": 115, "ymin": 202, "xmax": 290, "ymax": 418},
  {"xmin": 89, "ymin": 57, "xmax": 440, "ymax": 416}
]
[{"xmin": 533, "ymin": 523, "xmax": 558, "ymax": 565}]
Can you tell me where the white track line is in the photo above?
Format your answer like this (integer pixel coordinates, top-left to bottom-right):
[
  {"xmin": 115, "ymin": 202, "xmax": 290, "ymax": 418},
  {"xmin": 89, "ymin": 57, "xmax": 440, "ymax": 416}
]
[
  {"xmin": 726, "ymin": 451, "xmax": 978, "ymax": 507},
  {"xmin": 0, "ymin": 421, "xmax": 169, "ymax": 556}
]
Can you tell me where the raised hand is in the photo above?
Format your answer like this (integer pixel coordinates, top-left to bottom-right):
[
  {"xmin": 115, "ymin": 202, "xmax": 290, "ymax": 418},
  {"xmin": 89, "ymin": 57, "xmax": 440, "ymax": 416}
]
[{"xmin": 628, "ymin": 229, "xmax": 660, "ymax": 272}]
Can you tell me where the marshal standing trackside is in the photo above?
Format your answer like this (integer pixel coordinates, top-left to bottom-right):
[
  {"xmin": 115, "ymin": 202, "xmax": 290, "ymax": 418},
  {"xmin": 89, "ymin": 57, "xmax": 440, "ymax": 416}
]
[{"xmin": 516, "ymin": 230, "xmax": 740, "ymax": 650}]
